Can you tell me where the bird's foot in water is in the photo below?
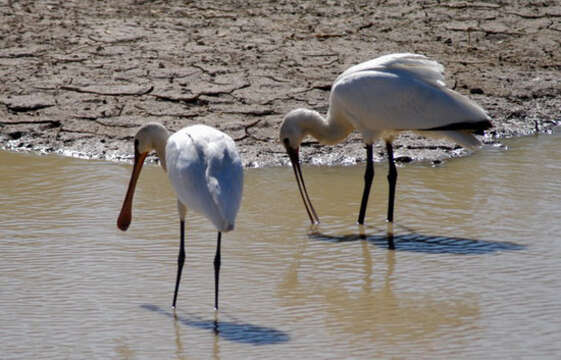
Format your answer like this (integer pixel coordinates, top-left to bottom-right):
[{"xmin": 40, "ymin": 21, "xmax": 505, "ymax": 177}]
[{"xmin": 386, "ymin": 221, "xmax": 395, "ymax": 250}]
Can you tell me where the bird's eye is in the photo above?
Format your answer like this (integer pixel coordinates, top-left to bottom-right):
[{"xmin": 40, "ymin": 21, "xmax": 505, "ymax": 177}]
[
  {"xmin": 283, "ymin": 138, "xmax": 290, "ymax": 146},
  {"xmin": 134, "ymin": 139, "xmax": 139, "ymax": 147}
]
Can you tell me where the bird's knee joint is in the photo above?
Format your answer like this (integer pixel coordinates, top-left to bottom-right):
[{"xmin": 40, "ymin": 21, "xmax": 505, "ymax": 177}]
[{"xmin": 178, "ymin": 252, "xmax": 185, "ymax": 265}]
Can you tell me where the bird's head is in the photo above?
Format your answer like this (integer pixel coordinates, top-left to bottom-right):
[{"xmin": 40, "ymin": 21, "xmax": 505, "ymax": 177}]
[
  {"xmin": 279, "ymin": 108, "xmax": 315, "ymax": 152},
  {"xmin": 279, "ymin": 109, "xmax": 320, "ymax": 225},
  {"xmin": 117, "ymin": 123, "xmax": 169, "ymax": 231},
  {"xmin": 134, "ymin": 122, "xmax": 169, "ymax": 157}
]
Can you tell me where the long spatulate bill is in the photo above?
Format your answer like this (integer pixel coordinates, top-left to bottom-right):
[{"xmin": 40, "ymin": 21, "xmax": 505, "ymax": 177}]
[
  {"xmin": 117, "ymin": 148, "xmax": 147, "ymax": 231},
  {"xmin": 287, "ymin": 147, "xmax": 319, "ymax": 225}
]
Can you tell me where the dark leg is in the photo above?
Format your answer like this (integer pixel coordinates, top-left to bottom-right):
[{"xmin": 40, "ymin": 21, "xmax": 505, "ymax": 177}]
[
  {"xmin": 386, "ymin": 222, "xmax": 396, "ymax": 250},
  {"xmin": 386, "ymin": 141, "xmax": 398, "ymax": 223},
  {"xmin": 172, "ymin": 220, "xmax": 186, "ymax": 308},
  {"xmin": 357, "ymin": 144, "xmax": 374, "ymax": 225},
  {"xmin": 213, "ymin": 232, "xmax": 222, "ymax": 310}
]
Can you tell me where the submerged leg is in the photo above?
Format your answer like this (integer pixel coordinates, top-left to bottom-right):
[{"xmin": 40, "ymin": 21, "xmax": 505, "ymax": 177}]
[
  {"xmin": 386, "ymin": 141, "xmax": 398, "ymax": 223},
  {"xmin": 386, "ymin": 221, "xmax": 396, "ymax": 250},
  {"xmin": 173, "ymin": 201, "xmax": 187, "ymax": 309},
  {"xmin": 172, "ymin": 220, "xmax": 186, "ymax": 308},
  {"xmin": 213, "ymin": 232, "xmax": 222, "ymax": 310},
  {"xmin": 357, "ymin": 144, "xmax": 374, "ymax": 225},
  {"xmin": 385, "ymin": 141, "xmax": 397, "ymax": 250}
]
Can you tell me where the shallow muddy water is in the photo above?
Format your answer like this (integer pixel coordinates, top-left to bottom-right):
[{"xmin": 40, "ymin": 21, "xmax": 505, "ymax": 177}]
[{"xmin": 1, "ymin": 134, "xmax": 560, "ymax": 359}]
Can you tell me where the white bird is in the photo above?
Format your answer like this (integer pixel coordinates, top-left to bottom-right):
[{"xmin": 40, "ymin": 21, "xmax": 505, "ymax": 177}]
[
  {"xmin": 117, "ymin": 122, "xmax": 243, "ymax": 310},
  {"xmin": 279, "ymin": 53, "xmax": 492, "ymax": 246}
]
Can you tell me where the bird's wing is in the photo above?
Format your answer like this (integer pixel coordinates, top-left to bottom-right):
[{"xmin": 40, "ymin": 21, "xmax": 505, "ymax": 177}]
[
  {"xmin": 331, "ymin": 68, "xmax": 490, "ymax": 140},
  {"xmin": 166, "ymin": 126, "xmax": 243, "ymax": 232},
  {"xmin": 203, "ymin": 130, "xmax": 244, "ymax": 231},
  {"xmin": 166, "ymin": 130, "xmax": 216, "ymax": 220},
  {"xmin": 337, "ymin": 53, "xmax": 446, "ymax": 87}
]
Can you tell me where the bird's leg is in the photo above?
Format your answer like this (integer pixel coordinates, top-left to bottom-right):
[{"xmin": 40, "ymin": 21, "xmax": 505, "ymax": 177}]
[
  {"xmin": 357, "ymin": 144, "xmax": 374, "ymax": 225},
  {"xmin": 385, "ymin": 141, "xmax": 397, "ymax": 223},
  {"xmin": 173, "ymin": 201, "xmax": 187, "ymax": 309},
  {"xmin": 385, "ymin": 141, "xmax": 397, "ymax": 250},
  {"xmin": 172, "ymin": 219, "xmax": 186, "ymax": 308},
  {"xmin": 213, "ymin": 232, "xmax": 222, "ymax": 311},
  {"xmin": 386, "ymin": 221, "xmax": 396, "ymax": 250}
]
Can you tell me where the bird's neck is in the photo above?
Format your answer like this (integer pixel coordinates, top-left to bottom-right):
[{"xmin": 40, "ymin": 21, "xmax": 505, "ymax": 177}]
[
  {"xmin": 151, "ymin": 130, "xmax": 170, "ymax": 172},
  {"xmin": 154, "ymin": 141, "xmax": 168, "ymax": 172},
  {"xmin": 304, "ymin": 109, "xmax": 353, "ymax": 145}
]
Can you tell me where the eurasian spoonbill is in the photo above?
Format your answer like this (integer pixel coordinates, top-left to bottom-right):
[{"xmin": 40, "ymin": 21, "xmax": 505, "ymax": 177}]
[
  {"xmin": 279, "ymin": 53, "xmax": 492, "ymax": 244},
  {"xmin": 117, "ymin": 122, "xmax": 243, "ymax": 310}
]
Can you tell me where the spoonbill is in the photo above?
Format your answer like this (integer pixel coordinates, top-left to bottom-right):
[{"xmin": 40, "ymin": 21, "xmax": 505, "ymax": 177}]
[
  {"xmin": 117, "ymin": 122, "xmax": 243, "ymax": 310},
  {"xmin": 280, "ymin": 53, "xmax": 492, "ymax": 236}
]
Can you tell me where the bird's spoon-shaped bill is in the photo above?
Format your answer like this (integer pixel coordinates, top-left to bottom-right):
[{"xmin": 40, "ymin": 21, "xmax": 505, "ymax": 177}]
[
  {"xmin": 287, "ymin": 146, "xmax": 320, "ymax": 225},
  {"xmin": 117, "ymin": 150, "xmax": 147, "ymax": 231}
]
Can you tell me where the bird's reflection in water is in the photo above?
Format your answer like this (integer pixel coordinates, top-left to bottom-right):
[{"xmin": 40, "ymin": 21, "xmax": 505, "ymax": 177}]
[
  {"xmin": 213, "ymin": 318, "xmax": 220, "ymax": 360},
  {"xmin": 173, "ymin": 314, "xmax": 185, "ymax": 358},
  {"xmin": 113, "ymin": 338, "xmax": 136, "ymax": 360},
  {"xmin": 276, "ymin": 227, "xmax": 484, "ymax": 343},
  {"xmin": 173, "ymin": 311, "xmax": 220, "ymax": 360},
  {"xmin": 359, "ymin": 237, "xmax": 394, "ymax": 295}
]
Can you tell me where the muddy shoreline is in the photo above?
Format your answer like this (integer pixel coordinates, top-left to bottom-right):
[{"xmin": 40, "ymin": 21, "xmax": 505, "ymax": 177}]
[{"xmin": 1, "ymin": 1, "xmax": 560, "ymax": 167}]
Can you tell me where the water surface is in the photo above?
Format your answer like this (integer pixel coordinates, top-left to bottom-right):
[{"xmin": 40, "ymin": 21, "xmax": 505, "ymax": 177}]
[{"xmin": 1, "ymin": 134, "xmax": 560, "ymax": 359}]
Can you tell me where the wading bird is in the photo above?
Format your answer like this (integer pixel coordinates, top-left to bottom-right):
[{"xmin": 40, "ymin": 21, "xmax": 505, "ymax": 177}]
[
  {"xmin": 280, "ymin": 53, "xmax": 492, "ymax": 243},
  {"xmin": 117, "ymin": 122, "xmax": 243, "ymax": 310}
]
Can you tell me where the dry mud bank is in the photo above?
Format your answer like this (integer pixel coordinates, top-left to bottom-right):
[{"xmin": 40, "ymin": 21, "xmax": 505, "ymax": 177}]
[{"xmin": 1, "ymin": 0, "xmax": 560, "ymax": 166}]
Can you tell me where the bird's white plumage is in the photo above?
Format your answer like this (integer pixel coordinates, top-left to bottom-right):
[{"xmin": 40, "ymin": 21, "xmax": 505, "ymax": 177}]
[
  {"xmin": 328, "ymin": 53, "xmax": 490, "ymax": 147},
  {"xmin": 166, "ymin": 124, "xmax": 243, "ymax": 232},
  {"xmin": 279, "ymin": 53, "xmax": 493, "ymax": 228},
  {"xmin": 117, "ymin": 122, "xmax": 243, "ymax": 309},
  {"xmin": 336, "ymin": 53, "xmax": 446, "ymax": 87}
]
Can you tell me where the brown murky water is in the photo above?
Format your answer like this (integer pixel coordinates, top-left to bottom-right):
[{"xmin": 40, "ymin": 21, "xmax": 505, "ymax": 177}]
[{"xmin": 1, "ymin": 134, "xmax": 560, "ymax": 359}]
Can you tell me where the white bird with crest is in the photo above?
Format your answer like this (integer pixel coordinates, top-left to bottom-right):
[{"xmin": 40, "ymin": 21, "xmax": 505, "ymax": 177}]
[
  {"xmin": 117, "ymin": 122, "xmax": 243, "ymax": 310},
  {"xmin": 279, "ymin": 53, "xmax": 492, "ymax": 246}
]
